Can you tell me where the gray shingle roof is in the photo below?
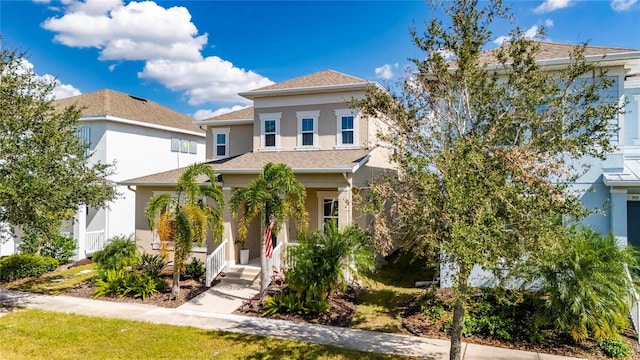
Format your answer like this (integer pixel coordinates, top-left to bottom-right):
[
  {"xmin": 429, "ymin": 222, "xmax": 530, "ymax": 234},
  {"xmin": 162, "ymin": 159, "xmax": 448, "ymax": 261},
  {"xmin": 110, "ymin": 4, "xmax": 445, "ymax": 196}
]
[
  {"xmin": 246, "ymin": 69, "xmax": 368, "ymax": 92},
  {"xmin": 120, "ymin": 149, "xmax": 372, "ymax": 185},
  {"xmin": 203, "ymin": 107, "xmax": 254, "ymax": 122},
  {"xmin": 54, "ymin": 89, "xmax": 203, "ymax": 134},
  {"xmin": 479, "ymin": 41, "xmax": 639, "ymax": 65}
]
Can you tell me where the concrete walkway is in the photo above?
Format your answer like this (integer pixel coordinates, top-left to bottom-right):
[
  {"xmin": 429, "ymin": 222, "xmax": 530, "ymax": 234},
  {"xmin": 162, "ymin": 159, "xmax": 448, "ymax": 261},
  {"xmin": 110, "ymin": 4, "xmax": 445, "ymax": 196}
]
[{"xmin": 0, "ymin": 289, "xmax": 582, "ymax": 360}]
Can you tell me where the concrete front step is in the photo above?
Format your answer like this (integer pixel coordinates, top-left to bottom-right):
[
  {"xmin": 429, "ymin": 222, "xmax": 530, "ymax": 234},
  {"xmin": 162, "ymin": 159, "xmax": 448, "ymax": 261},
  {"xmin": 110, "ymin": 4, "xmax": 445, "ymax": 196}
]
[{"xmin": 219, "ymin": 265, "xmax": 261, "ymax": 285}]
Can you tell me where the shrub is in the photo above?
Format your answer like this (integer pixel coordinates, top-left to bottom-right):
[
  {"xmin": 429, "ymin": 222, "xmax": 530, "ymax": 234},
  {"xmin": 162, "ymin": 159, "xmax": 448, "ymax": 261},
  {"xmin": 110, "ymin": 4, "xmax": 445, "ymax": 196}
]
[
  {"xmin": 286, "ymin": 223, "xmax": 374, "ymax": 303},
  {"xmin": 0, "ymin": 254, "xmax": 58, "ymax": 282},
  {"xmin": 93, "ymin": 269, "xmax": 128, "ymax": 298},
  {"xmin": 263, "ymin": 292, "xmax": 329, "ymax": 316},
  {"xmin": 94, "ymin": 270, "xmax": 160, "ymax": 300},
  {"xmin": 40, "ymin": 235, "xmax": 76, "ymax": 265},
  {"xmin": 93, "ymin": 235, "xmax": 140, "ymax": 271},
  {"xmin": 138, "ymin": 253, "xmax": 167, "ymax": 278},
  {"xmin": 526, "ymin": 226, "xmax": 637, "ymax": 342},
  {"xmin": 185, "ymin": 257, "xmax": 204, "ymax": 280},
  {"xmin": 122, "ymin": 274, "xmax": 159, "ymax": 300},
  {"xmin": 598, "ymin": 337, "xmax": 632, "ymax": 358}
]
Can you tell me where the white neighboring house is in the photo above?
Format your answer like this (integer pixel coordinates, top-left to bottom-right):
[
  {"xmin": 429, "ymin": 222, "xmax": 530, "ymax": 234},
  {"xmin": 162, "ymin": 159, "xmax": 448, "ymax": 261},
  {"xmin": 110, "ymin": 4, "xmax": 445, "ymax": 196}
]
[{"xmin": 0, "ymin": 89, "xmax": 205, "ymax": 259}]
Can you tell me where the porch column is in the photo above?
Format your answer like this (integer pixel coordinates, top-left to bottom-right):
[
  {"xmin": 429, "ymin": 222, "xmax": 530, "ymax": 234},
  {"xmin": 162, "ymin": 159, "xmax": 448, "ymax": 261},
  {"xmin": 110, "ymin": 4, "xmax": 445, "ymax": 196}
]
[
  {"xmin": 73, "ymin": 204, "xmax": 87, "ymax": 260},
  {"xmin": 222, "ymin": 187, "xmax": 236, "ymax": 267},
  {"xmin": 337, "ymin": 186, "xmax": 352, "ymax": 229},
  {"xmin": 610, "ymin": 187, "xmax": 628, "ymax": 247}
]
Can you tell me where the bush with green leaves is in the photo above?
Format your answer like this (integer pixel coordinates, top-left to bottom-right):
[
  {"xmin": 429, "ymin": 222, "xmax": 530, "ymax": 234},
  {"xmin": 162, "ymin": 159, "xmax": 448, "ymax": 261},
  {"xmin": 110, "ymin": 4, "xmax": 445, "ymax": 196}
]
[
  {"xmin": 138, "ymin": 253, "xmax": 167, "ymax": 278},
  {"xmin": 523, "ymin": 226, "xmax": 638, "ymax": 342},
  {"xmin": 263, "ymin": 292, "xmax": 329, "ymax": 316},
  {"xmin": 185, "ymin": 257, "xmax": 205, "ymax": 280},
  {"xmin": 92, "ymin": 235, "xmax": 140, "ymax": 271},
  {"xmin": 286, "ymin": 223, "xmax": 374, "ymax": 304},
  {"xmin": 598, "ymin": 337, "xmax": 632, "ymax": 358},
  {"xmin": 93, "ymin": 270, "xmax": 161, "ymax": 299},
  {"xmin": 0, "ymin": 254, "xmax": 59, "ymax": 282},
  {"xmin": 40, "ymin": 235, "xmax": 76, "ymax": 265}
]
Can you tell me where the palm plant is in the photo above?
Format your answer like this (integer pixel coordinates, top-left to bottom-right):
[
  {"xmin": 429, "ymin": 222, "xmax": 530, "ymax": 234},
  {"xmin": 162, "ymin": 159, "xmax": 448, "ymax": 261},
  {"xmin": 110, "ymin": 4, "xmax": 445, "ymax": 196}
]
[
  {"xmin": 230, "ymin": 162, "xmax": 308, "ymax": 300},
  {"xmin": 145, "ymin": 163, "xmax": 224, "ymax": 297}
]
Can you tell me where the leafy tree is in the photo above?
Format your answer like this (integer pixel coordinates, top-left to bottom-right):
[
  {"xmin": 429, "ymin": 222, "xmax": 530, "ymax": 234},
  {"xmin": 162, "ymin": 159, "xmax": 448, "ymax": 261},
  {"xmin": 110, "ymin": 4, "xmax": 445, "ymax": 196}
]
[
  {"xmin": 354, "ymin": 1, "xmax": 622, "ymax": 358},
  {"xmin": 0, "ymin": 47, "xmax": 116, "ymax": 250},
  {"xmin": 145, "ymin": 163, "xmax": 224, "ymax": 297},
  {"xmin": 230, "ymin": 162, "xmax": 308, "ymax": 300}
]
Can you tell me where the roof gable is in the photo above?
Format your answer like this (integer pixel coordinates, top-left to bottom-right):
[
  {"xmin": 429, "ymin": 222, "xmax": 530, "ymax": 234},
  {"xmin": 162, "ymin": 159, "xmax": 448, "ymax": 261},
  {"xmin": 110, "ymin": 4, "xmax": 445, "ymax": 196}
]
[
  {"xmin": 205, "ymin": 106, "xmax": 254, "ymax": 122},
  {"xmin": 239, "ymin": 70, "xmax": 371, "ymax": 99},
  {"xmin": 54, "ymin": 89, "xmax": 203, "ymax": 134}
]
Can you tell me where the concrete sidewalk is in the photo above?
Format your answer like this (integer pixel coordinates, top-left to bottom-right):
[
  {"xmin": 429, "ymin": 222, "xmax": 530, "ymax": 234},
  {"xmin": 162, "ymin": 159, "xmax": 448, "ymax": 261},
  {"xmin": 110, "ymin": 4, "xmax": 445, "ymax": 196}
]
[{"xmin": 0, "ymin": 289, "xmax": 582, "ymax": 360}]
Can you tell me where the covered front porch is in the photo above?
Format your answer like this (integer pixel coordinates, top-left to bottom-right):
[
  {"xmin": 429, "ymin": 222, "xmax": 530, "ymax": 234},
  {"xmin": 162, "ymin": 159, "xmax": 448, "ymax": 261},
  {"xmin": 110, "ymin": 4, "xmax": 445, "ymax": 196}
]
[{"xmin": 60, "ymin": 204, "xmax": 109, "ymax": 260}]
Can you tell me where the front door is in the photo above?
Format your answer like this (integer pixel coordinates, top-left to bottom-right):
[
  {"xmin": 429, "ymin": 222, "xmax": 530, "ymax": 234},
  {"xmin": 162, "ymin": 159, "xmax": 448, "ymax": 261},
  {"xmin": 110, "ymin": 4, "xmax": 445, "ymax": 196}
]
[{"xmin": 627, "ymin": 200, "xmax": 640, "ymax": 248}]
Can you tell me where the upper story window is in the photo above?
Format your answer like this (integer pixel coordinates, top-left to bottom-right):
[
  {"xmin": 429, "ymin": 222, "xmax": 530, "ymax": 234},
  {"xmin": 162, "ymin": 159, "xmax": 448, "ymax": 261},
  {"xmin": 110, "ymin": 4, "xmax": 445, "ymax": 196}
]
[
  {"xmin": 296, "ymin": 110, "xmax": 320, "ymax": 149},
  {"xmin": 259, "ymin": 112, "xmax": 281, "ymax": 150},
  {"xmin": 171, "ymin": 137, "xmax": 197, "ymax": 154},
  {"xmin": 76, "ymin": 127, "xmax": 90, "ymax": 157},
  {"xmin": 213, "ymin": 128, "xmax": 230, "ymax": 159},
  {"xmin": 335, "ymin": 109, "xmax": 359, "ymax": 147}
]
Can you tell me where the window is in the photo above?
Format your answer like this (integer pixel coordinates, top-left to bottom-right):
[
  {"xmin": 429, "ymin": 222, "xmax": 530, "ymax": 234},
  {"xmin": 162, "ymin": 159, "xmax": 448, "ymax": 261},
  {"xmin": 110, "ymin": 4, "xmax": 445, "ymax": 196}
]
[
  {"xmin": 335, "ymin": 109, "xmax": 359, "ymax": 147},
  {"xmin": 296, "ymin": 110, "xmax": 320, "ymax": 148},
  {"xmin": 259, "ymin": 113, "xmax": 281, "ymax": 150},
  {"xmin": 171, "ymin": 137, "xmax": 197, "ymax": 154},
  {"xmin": 323, "ymin": 198, "xmax": 339, "ymax": 230},
  {"xmin": 317, "ymin": 191, "xmax": 339, "ymax": 232},
  {"xmin": 265, "ymin": 120, "xmax": 276, "ymax": 147},
  {"xmin": 76, "ymin": 127, "xmax": 90, "ymax": 157},
  {"xmin": 213, "ymin": 128, "xmax": 230, "ymax": 159}
]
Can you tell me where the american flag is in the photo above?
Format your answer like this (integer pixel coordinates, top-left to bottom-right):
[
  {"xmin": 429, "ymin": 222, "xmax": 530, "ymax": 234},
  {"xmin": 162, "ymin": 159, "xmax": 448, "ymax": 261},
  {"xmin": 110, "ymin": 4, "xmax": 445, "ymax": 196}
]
[{"xmin": 264, "ymin": 215, "xmax": 275, "ymax": 258}]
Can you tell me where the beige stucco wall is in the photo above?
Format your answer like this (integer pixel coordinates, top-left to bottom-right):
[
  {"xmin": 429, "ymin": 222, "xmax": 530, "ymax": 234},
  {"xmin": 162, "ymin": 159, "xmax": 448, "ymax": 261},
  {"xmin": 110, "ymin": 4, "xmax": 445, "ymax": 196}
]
[
  {"xmin": 251, "ymin": 102, "xmax": 370, "ymax": 151},
  {"xmin": 206, "ymin": 124, "xmax": 254, "ymax": 160}
]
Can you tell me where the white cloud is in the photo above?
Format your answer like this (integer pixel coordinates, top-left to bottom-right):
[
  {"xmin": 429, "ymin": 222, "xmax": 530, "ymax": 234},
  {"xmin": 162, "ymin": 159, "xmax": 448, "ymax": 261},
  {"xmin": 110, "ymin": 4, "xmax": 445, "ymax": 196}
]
[
  {"xmin": 40, "ymin": 0, "xmax": 273, "ymax": 106},
  {"xmin": 611, "ymin": 0, "xmax": 637, "ymax": 11},
  {"xmin": 14, "ymin": 58, "xmax": 81, "ymax": 100},
  {"xmin": 108, "ymin": 64, "xmax": 117, "ymax": 72},
  {"xmin": 139, "ymin": 57, "xmax": 273, "ymax": 105},
  {"xmin": 41, "ymin": 0, "xmax": 206, "ymax": 61},
  {"xmin": 533, "ymin": 0, "xmax": 573, "ymax": 14},
  {"xmin": 193, "ymin": 105, "xmax": 249, "ymax": 120},
  {"xmin": 375, "ymin": 63, "xmax": 398, "ymax": 80},
  {"xmin": 544, "ymin": 19, "xmax": 554, "ymax": 27},
  {"xmin": 494, "ymin": 24, "xmax": 547, "ymax": 45}
]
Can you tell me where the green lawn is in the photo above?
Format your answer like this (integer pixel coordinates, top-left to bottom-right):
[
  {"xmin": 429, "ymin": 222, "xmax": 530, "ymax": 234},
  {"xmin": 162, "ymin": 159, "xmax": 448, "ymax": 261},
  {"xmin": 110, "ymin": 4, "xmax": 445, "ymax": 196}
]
[
  {"xmin": 352, "ymin": 251, "xmax": 437, "ymax": 333},
  {"xmin": 2, "ymin": 264, "xmax": 95, "ymax": 295},
  {"xmin": 0, "ymin": 309, "xmax": 414, "ymax": 360}
]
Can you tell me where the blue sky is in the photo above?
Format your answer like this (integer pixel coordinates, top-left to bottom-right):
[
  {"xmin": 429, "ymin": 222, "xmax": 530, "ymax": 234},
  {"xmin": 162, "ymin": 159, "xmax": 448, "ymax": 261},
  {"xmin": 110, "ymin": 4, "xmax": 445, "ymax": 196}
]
[{"xmin": 2, "ymin": 0, "xmax": 639, "ymax": 119}]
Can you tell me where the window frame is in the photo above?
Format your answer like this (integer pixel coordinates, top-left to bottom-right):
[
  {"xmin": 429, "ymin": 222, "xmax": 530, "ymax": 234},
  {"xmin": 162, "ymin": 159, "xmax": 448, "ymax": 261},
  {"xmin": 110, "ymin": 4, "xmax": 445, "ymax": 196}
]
[
  {"xmin": 334, "ymin": 109, "xmax": 360, "ymax": 148},
  {"xmin": 259, "ymin": 112, "xmax": 282, "ymax": 151},
  {"xmin": 212, "ymin": 128, "xmax": 230, "ymax": 159},
  {"xmin": 296, "ymin": 110, "xmax": 320, "ymax": 149},
  {"xmin": 316, "ymin": 191, "xmax": 339, "ymax": 232}
]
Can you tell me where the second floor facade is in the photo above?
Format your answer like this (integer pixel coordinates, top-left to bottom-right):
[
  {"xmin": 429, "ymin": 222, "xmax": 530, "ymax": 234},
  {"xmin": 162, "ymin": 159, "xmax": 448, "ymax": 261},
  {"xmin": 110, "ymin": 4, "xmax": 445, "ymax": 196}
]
[{"xmin": 197, "ymin": 70, "xmax": 385, "ymax": 160}]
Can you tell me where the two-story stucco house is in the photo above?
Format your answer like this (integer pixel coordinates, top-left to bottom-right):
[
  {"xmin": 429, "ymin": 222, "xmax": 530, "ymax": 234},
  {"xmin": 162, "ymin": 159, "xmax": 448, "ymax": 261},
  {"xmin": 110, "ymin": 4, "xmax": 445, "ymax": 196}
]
[
  {"xmin": 0, "ymin": 89, "xmax": 206, "ymax": 259},
  {"xmin": 441, "ymin": 42, "xmax": 640, "ymax": 287},
  {"xmin": 121, "ymin": 70, "xmax": 393, "ymax": 271}
]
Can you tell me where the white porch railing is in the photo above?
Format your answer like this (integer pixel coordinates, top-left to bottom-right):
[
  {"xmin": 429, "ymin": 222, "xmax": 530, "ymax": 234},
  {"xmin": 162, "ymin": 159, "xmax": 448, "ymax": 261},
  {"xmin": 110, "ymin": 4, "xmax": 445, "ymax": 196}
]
[
  {"xmin": 267, "ymin": 243, "xmax": 283, "ymax": 279},
  {"xmin": 285, "ymin": 242, "xmax": 300, "ymax": 270},
  {"xmin": 206, "ymin": 239, "xmax": 228, "ymax": 287},
  {"xmin": 625, "ymin": 267, "xmax": 640, "ymax": 343},
  {"xmin": 85, "ymin": 231, "xmax": 105, "ymax": 254}
]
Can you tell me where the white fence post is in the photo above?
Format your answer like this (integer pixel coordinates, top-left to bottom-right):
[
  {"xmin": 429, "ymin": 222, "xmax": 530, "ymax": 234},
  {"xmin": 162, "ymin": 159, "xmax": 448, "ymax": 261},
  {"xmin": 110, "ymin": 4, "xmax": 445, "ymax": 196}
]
[{"xmin": 206, "ymin": 239, "xmax": 228, "ymax": 287}]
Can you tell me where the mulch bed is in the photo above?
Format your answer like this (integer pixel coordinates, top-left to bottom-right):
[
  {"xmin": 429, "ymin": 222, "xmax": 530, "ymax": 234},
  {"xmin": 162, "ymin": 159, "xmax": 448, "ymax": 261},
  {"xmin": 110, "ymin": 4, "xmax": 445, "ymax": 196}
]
[
  {"xmin": 234, "ymin": 278, "xmax": 360, "ymax": 327},
  {"xmin": 59, "ymin": 262, "xmax": 212, "ymax": 308},
  {"xmin": 236, "ymin": 284, "xmax": 640, "ymax": 360}
]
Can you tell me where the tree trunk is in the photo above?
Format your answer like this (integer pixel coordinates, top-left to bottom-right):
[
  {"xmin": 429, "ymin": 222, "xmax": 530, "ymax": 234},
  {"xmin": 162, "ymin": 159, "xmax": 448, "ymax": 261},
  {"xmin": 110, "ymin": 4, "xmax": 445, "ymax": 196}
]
[
  {"xmin": 450, "ymin": 268, "xmax": 469, "ymax": 360},
  {"xmin": 172, "ymin": 266, "xmax": 180, "ymax": 298},
  {"xmin": 259, "ymin": 233, "xmax": 269, "ymax": 301}
]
